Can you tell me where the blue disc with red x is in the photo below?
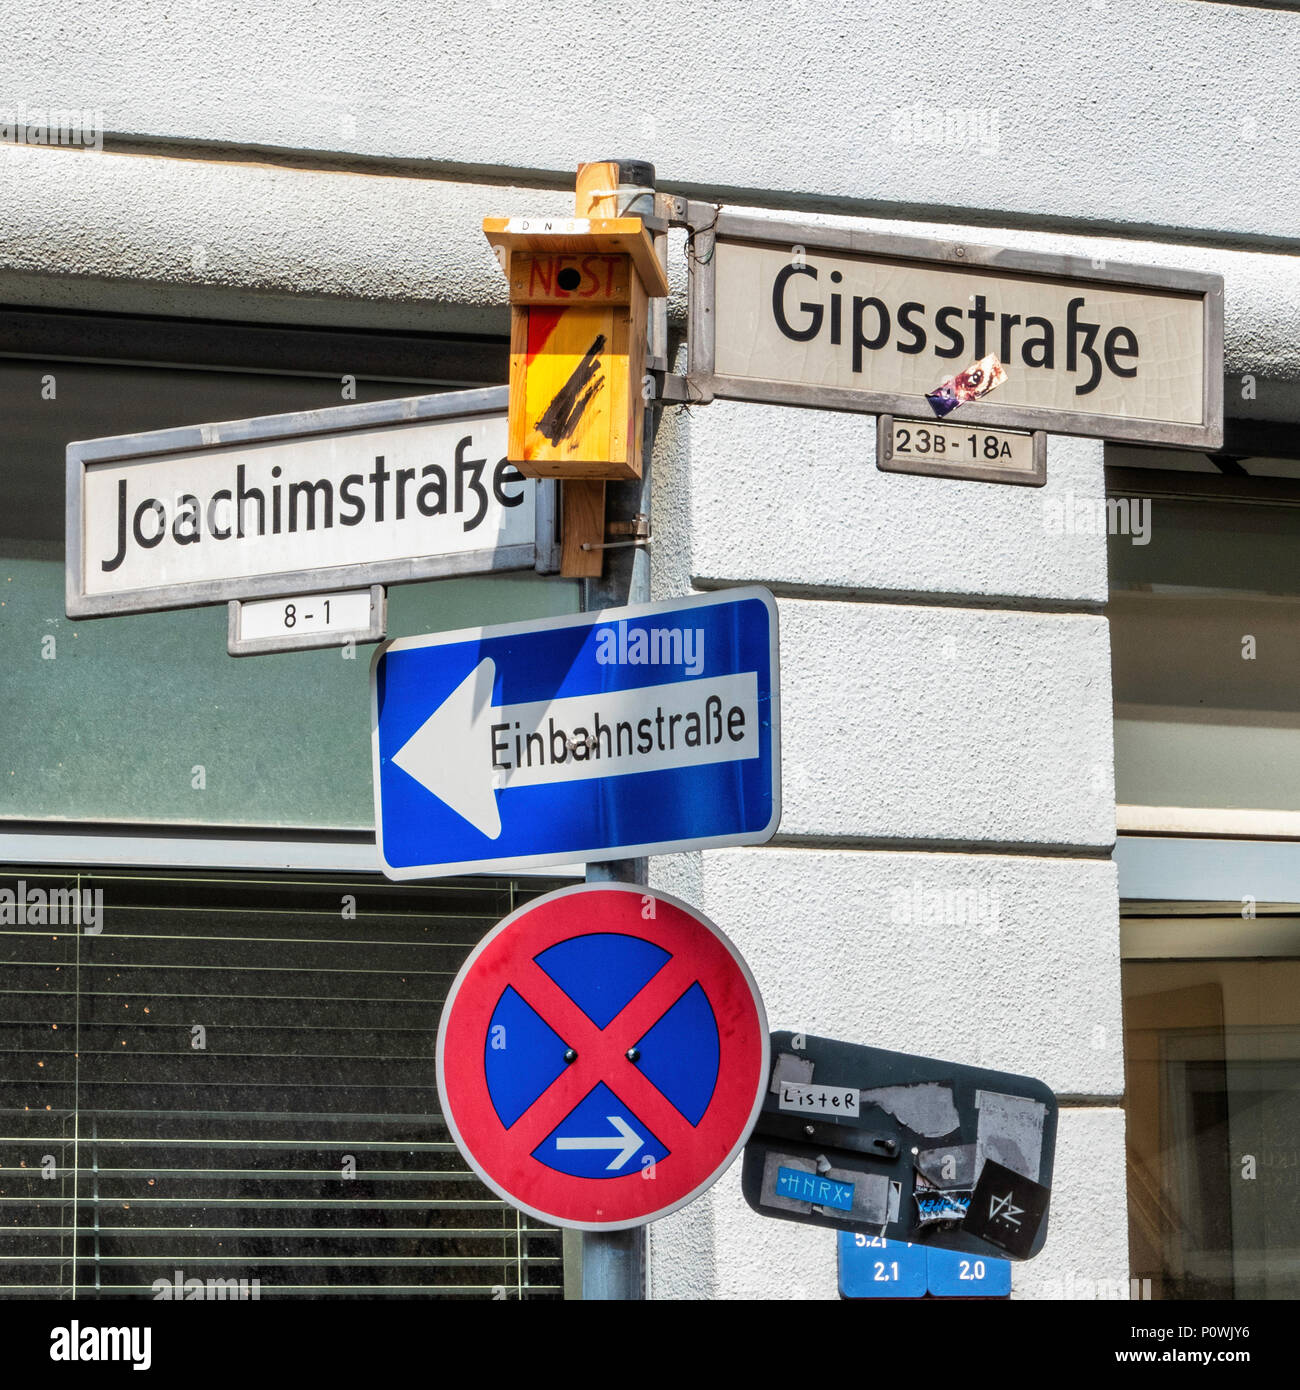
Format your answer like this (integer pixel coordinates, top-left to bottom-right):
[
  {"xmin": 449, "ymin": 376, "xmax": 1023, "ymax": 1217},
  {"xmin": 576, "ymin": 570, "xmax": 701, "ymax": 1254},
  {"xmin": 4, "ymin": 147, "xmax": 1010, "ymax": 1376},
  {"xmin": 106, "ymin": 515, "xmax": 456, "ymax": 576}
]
[{"xmin": 436, "ymin": 883, "xmax": 769, "ymax": 1229}]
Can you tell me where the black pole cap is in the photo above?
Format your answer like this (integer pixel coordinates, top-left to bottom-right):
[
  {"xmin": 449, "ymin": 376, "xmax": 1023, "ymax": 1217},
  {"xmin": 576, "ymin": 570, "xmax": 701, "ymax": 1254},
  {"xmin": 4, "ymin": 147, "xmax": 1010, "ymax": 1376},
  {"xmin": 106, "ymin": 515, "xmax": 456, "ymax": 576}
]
[{"xmin": 598, "ymin": 159, "xmax": 656, "ymax": 189}]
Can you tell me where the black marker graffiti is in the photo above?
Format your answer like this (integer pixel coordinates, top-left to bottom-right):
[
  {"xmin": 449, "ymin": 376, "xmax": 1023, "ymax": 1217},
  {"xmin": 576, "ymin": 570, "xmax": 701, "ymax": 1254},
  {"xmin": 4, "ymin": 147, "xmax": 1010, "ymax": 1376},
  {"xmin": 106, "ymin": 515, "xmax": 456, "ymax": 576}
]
[{"xmin": 536, "ymin": 334, "xmax": 606, "ymax": 446}]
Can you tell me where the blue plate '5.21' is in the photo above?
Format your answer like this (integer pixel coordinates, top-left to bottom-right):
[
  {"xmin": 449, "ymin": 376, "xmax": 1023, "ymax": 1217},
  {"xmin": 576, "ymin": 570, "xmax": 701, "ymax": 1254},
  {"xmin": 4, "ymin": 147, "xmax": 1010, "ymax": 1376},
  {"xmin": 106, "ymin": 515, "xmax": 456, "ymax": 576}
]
[{"xmin": 370, "ymin": 587, "xmax": 781, "ymax": 879}]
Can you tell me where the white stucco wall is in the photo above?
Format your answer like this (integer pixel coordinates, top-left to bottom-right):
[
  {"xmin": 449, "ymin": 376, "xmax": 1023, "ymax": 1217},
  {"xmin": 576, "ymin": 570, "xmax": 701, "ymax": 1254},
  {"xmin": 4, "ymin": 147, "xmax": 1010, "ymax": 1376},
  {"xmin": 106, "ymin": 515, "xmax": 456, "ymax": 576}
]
[
  {"xmin": 691, "ymin": 849, "xmax": 1122, "ymax": 1097},
  {"xmin": 8, "ymin": 0, "xmax": 1290, "ymax": 1303},
  {"xmin": 684, "ymin": 405, "xmax": 1111, "ymax": 603},
  {"xmin": 1, "ymin": 0, "xmax": 1296, "ymax": 242},
  {"xmin": 650, "ymin": 428, "xmax": 1123, "ymax": 1297},
  {"xmin": 2, "ymin": 147, "xmax": 1298, "ymax": 403}
]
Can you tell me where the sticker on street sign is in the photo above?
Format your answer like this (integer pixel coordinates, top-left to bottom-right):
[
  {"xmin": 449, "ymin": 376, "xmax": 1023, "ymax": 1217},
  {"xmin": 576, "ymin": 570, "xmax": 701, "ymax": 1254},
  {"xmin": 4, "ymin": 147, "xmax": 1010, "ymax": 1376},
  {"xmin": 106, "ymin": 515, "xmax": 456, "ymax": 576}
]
[
  {"xmin": 742, "ymin": 1032, "xmax": 1057, "ymax": 1259},
  {"xmin": 435, "ymin": 883, "xmax": 769, "ymax": 1230},
  {"xmin": 686, "ymin": 207, "xmax": 1223, "ymax": 448},
  {"xmin": 370, "ymin": 587, "xmax": 780, "ymax": 879},
  {"xmin": 961, "ymin": 1158, "xmax": 1052, "ymax": 1260},
  {"xmin": 66, "ymin": 386, "xmax": 559, "ymax": 618},
  {"xmin": 877, "ymin": 415, "xmax": 1046, "ymax": 487},
  {"xmin": 838, "ymin": 1232, "xmax": 1010, "ymax": 1299},
  {"xmin": 776, "ymin": 1166, "xmax": 856, "ymax": 1211},
  {"xmin": 227, "ymin": 585, "xmax": 385, "ymax": 657},
  {"xmin": 777, "ymin": 1082, "xmax": 860, "ymax": 1117}
]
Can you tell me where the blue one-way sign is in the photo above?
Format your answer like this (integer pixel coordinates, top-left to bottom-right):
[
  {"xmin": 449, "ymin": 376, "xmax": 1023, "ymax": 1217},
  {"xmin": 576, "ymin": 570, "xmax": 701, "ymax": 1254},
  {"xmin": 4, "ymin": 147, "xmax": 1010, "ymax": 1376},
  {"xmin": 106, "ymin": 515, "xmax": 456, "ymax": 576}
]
[{"xmin": 370, "ymin": 588, "xmax": 780, "ymax": 878}]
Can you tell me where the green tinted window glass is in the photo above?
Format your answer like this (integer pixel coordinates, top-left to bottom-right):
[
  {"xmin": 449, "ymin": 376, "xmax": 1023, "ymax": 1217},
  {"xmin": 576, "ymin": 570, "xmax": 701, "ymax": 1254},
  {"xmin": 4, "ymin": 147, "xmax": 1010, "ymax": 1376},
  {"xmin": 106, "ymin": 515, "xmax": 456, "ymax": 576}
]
[{"xmin": 0, "ymin": 351, "xmax": 577, "ymax": 829}]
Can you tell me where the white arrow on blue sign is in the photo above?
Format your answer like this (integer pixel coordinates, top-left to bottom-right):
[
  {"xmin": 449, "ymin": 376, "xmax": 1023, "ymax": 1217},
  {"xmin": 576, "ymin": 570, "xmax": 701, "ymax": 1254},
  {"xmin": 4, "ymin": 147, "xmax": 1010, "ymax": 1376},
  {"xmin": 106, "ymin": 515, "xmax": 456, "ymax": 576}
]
[{"xmin": 370, "ymin": 587, "xmax": 781, "ymax": 878}]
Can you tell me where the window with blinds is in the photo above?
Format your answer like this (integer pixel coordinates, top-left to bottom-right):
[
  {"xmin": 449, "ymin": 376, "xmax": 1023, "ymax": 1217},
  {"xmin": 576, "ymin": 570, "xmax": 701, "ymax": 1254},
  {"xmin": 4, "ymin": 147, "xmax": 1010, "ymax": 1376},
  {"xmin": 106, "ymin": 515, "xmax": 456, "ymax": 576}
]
[{"xmin": 0, "ymin": 867, "xmax": 566, "ymax": 1299}]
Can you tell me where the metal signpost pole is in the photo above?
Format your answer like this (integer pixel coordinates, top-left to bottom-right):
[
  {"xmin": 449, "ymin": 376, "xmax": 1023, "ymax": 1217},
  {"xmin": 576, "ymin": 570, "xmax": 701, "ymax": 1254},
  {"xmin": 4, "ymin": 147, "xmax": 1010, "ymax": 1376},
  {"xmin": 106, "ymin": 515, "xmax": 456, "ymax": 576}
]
[{"xmin": 580, "ymin": 158, "xmax": 658, "ymax": 1301}]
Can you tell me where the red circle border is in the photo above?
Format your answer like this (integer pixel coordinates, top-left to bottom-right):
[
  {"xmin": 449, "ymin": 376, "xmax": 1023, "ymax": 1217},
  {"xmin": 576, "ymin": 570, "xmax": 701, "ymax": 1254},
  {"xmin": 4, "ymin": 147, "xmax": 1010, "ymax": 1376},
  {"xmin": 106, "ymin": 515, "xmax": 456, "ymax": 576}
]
[{"xmin": 436, "ymin": 884, "xmax": 768, "ymax": 1229}]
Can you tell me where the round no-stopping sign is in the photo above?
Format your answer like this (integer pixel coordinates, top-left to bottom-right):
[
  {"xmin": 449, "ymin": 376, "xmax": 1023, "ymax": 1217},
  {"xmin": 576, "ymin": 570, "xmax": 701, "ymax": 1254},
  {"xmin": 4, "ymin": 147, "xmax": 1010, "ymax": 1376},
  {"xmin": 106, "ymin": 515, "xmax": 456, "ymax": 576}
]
[{"xmin": 436, "ymin": 884, "xmax": 769, "ymax": 1229}]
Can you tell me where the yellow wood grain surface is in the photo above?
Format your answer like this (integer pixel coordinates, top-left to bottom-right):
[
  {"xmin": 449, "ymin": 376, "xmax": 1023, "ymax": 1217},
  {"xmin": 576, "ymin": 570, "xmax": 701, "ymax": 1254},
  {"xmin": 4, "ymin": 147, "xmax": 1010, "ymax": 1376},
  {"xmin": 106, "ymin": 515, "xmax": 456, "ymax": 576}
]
[
  {"xmin": 508, "ymin": 301, "xmax": 642, "ymax": 479},
  {"xmin": 488, "ymin": 161, "xmax": 666, "ymax": 571}
]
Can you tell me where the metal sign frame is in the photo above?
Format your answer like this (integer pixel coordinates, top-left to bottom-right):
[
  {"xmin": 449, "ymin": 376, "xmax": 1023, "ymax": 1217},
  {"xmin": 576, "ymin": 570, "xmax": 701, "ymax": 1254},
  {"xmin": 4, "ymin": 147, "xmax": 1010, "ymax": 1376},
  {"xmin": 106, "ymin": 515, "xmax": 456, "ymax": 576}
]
[
  {"xmin": 877, "ymin": 415, "xmax": 1047, "ymax": 487},
  {"xmin": 227, "ymin": 584, "xmax": 387, "ymax": 658},
  {"xmin": 684, "ymin": 203, "xmax": 1224, "ymax": 449},
  {"xmin": 66, "ymin": 386, "xmax": 560, "ymax": 619},
  {"xmin": 741, "ymin": 1031, "xmax": 1058, "ymax": 1259}
]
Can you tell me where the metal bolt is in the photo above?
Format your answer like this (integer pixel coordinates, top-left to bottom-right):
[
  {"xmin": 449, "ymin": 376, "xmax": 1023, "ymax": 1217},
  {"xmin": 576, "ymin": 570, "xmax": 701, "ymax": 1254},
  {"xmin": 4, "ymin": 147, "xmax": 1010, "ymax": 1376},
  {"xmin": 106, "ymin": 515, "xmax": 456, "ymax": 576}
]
[
  {"xmin": 804, "ymin": 1125, "xmax": 815, "ymax": 1136},
  {"xmin": 625, "ymin": 1047, "xmax": 641, "ymax": 1063},
  {"xmin": 563, "ymin": 1049, "xmax": 578, "ymax": 1064},
  {"xmin": 954, "ymin": 245, "xmax": 966, "ymax": 258}
]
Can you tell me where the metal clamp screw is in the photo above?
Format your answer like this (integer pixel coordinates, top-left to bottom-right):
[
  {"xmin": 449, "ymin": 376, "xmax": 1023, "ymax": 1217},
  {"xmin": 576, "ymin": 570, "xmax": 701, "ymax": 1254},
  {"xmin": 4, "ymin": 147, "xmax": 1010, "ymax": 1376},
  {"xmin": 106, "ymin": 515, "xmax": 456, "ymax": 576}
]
[{"xmin": 581, "ymin": 513, "xmax": 652, "ymax": 552}]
